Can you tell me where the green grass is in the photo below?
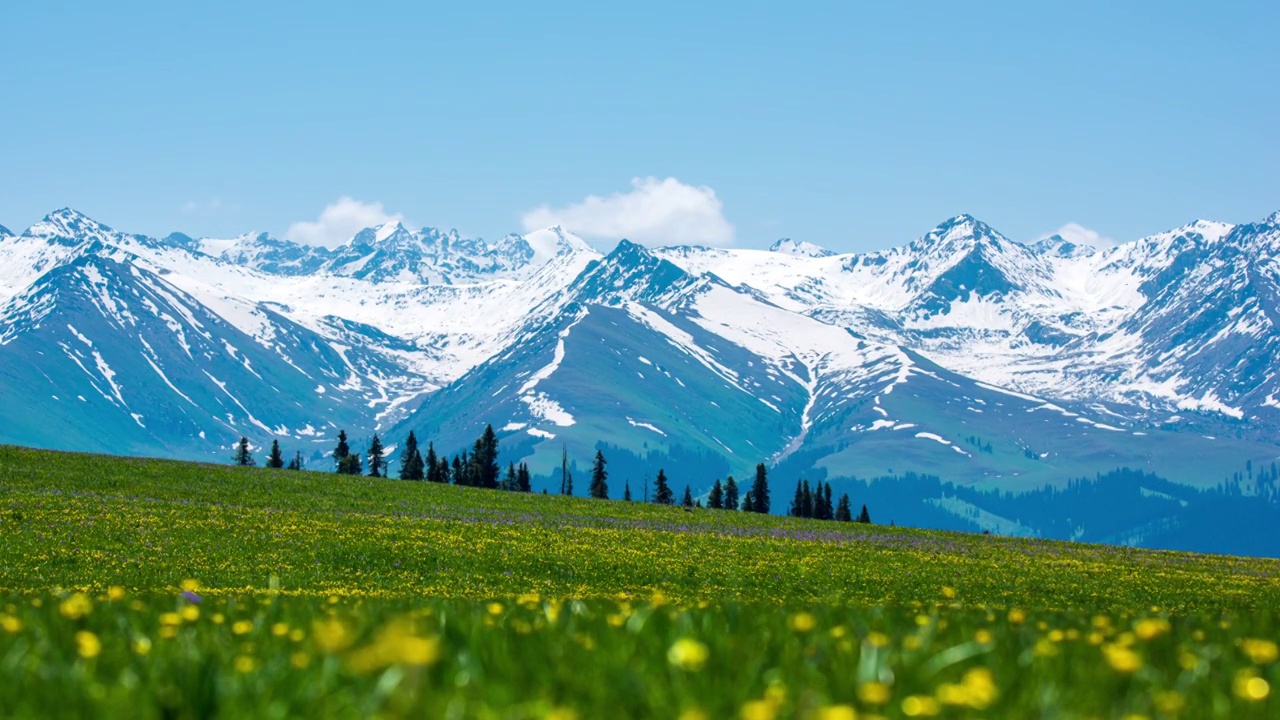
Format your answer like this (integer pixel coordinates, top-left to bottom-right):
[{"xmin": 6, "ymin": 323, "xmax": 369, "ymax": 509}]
[{"xmin": 2, "ymin": 444, "xmax": 1280, "ymax": 718}]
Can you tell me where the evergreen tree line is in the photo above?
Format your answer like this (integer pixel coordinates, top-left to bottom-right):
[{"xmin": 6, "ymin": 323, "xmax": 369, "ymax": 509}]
[
  {"xmin": 229, "ymin": 429, "xmax": 875, "ymax": 523},
  {"xmin": 787, "ymin": 478, "xmax": 871, "ymax": 523}
]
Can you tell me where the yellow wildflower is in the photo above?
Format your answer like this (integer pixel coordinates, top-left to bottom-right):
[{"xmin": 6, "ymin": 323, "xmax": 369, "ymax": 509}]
[
  {"xmin": 1133, "ymin": 618, "xmax": 1170, "ymax": 640},
  {"xmin": 789, "ymin": 612, "xmax": 816, "ymax": 632},
  {"xmin": 901, "ymin": 695, "xmax": 941, "ymax": 717},
  {"xmin": 740, "ymin": 700, "xmax": 777, "ymax": 720},
  {"xmin": 668, "ymin": 638, "xmax": 710, "ymax": 671},
  {"xmin": 59, "ymin": 593, "xmax": 92, "ymax": 620},
  {"xmin": 816, "ymin": 705, "xmax": 857, "ymax": 720},
  {"xmin": 75, "ymin": 630, "xmax": 101, "ymax": 659},
  {"xmin": 858, "ymin": 682, "xmax": 891, "ymax": 705},
  {"xmin": 1102, "ymin": 643, "xmax": 1142, "ymax": 673},
  {"xmin": 1234, "ymin": 670, "xmax": 1271, "ymax": 701},
  {"xmin": 1240, "ymin": 638, "xmax": 1279, "ymax": 664}
]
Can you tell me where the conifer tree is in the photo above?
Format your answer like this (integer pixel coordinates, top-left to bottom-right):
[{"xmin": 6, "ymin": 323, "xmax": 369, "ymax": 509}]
[
  {"xmin": 589, "ymin": 450, "xmax": 609, "ymax": 499},
  {"xmin": 452, "ymin": 454, "xmax": 464, "ymax": 485},
  {"xmin": 623, "ymin": 480, "xmax": 632, "ymax": 501},
  {"xmin": 857, "ymin": 504, "xmax": 872, "ymax": 524},
  {"xmin": 234, "ymin": 437, "xmax": 255, "ymax": 467},
  {"xmin": 682, "ymin": 485, "xmax": 694, "ymax": 508},
  {"xmin": 334, "ymin": 431, "xmax": 350, "ymax": 473},
  {"xmin": 790, "ymin": 480, "xmax": 805, "ymax": 517},
  {"xmin": 459, "ymin": 449, "xmax": 473, "ymax": 486},
  {"xmin": 266, "ymin": 439, "xmax": 284, "ymax": 469},
  {"xmin": 503, "ymin": 462, "xmax": 517, "ymax": 491},
  {"xmin": 287, "ymin": 452, "xmax": 301, "ymax": 471},
  {"xmin": 560, "ymin": 446, "xmax": 573, "ymax": 496},
  {"xmin": 473, "ymin": 425, "xmax": 500, "ymax": 489},
  {"xmin": 801, "ymin": 480, "xmax": 814, "ymax": 519},
  {"xmin": 835, "ymin": 493, "xmax": 853, "ymax": 522},
  {"xmin": 517, "ymin": 463, "xmax": 532, "ymax": 492},
  {"xmin": 339, "ymin": 452, "xmax": 362, "ymax": 475},
  {"xmin": 707, "ymin": 479, "xmax": 724, "ymax": 509},
  {"xmin": 724, "ymin": 476, "xmax": 739, "ymax": 511},
  {"xmin": 750, "ymin": 463, "xmax": 771, "ymax": 514},
  {"xmin": 399, "ymin": 431, "xmax": 424, "ymax": 481},
  {"xmin": 653, "ymin": 468, "xmax": 674, "ymax": 505},
  {"xmin": 367, "ymin": 434, "xmax": 385, "ymax": 478},
  {"xmin": 821, "ymin": 483, "xmax": 834, "ymax": 520},
  {"xmin": 742, "ymin": 490, "xmax": 755, "ymax": 513},
  {"xmin": 423, "ymin": 441, "xmax": 439, "ymax": 482}
]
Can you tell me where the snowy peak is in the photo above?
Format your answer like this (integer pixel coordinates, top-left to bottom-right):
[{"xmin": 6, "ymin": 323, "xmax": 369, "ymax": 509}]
[
  {"xmin": 1265, "ymin": 210, "xmax": 1280, "ymax": 226},
  {"xmin": 22, "ymin": 208, "xmax": 117, "ymax": 247},
  {"xmin": 921, "ymin": 214, "xmax": 1004, "ymax": 245},
  {"xmin": 572, "ymin": 239, "xmax": 695, "ymax": 305},
  {"xmin": 521, "ymin": 226, "xmax": 596, "ymax": 266},
  {"xmin": 769, "ymin": 237, "xmax": 835, "ymax": 258},
  {"xmin": 1031, "ymin": 234, "xmax": 1097, "ymax": 258},
  {"xmin": 0, "ymin": 223, "xmax": 11, "ymax": 238}
]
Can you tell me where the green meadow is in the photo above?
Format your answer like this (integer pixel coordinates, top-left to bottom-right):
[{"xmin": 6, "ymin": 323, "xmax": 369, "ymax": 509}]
[{"xmin": 2, "ymin": 444, "xmax": 1278, "ymax": 718}]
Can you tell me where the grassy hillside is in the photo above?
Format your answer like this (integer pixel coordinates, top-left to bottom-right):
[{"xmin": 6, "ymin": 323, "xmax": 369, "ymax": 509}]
[{"xmin": 2, "ymin": 445, "xmax": 1280, "ymax": 718}]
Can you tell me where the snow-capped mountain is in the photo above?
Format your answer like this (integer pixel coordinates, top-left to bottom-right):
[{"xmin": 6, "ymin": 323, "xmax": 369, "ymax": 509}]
[
  {"xmin": 769, "ymin": 237, "xmax": 835, "ymax": 258},
  {"xmin": 2, "ymin": 207, "xmax": 1278, "ymax": 538}
]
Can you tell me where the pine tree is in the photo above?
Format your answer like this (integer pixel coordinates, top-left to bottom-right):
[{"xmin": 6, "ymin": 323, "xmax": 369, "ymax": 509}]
[
  {"xmin": 750, "ymin": 463, "xmax": 771, "ymax": 514},
  {"xmin": 589, "ymin": 450, "xmax": 609, "ymax": 499},
  {"xmin": 707, "ymin": 479, "xmax": 724, "ymax": 509},
  {"xmin": 653, "ymin": 469, "xmax": 674, "ymax": 505},
  {"xmin": 742, "ymin": 490, "xmax": 755, "ymax": 513},
  {"xmin": 266, "ymin": 439, "xmax": 284, "ymax": 469},
  {"xmin": 452, "ymin": 454, "xmax": 464, "ymax": 485},
  {"xmin": 517, "ymin": 463, "xmax": 532, "ymax": 492},
  {"xmin": 835, "ymin": 493, "xmax": 852, "ymax": 522},
  {"xmin": 400, "ymin": 431, "xmax": 424, "ymax": 481},
  {"xmin": 502, "ymin": 462, "xmax": 517, "ymax": 491},
  {"xmin": 234, "ymin": 437, "xmax": 255, "ymax": 467},
  {"xmin": 789, "ymin": 480, "xmax": 805, "ymax": 517},
  {"xmin": 724, "ymin": 476, "xmax": 739, "ymax": 511},
  {"xmin": 287, "ymin": 452, "xmax": 301, "ymax": 471},
  {"xmin": 334, "ymin": 431, "xmax": 350, "ymax": 473},
  {"xmin": 366, "ymin": 434, "xmax": 385, "ymax": 478},
  {"xmin": 801, "ymin": 480, "xmax": 814, "ymax": 519},
  {"xmin": 857, "ymin": 504, "xmax": 871, "ymax": 524},
  {"xmin": 682, "ymin": 485, "xmax": 694, "ymax": 508},
  {"xmin": 459, "ymin": 449, "xmax": 472, "ymax": 486},
  {"xmin": 339, "ymin": 452, "xmax": 362, "ymax": 475},
  {"xmin": 424, "ymin": 441, "xmax": 439, "ymax": 482},
  {"xmin": 473, "ymin": 425, "xmax": 500, "ymax": 489},
  {"xmin": 560, "ymin": 446, "xmax": 573, "ymax": 496},
  {"xmin": 821, "ymin": 483, "xmax": 834, "ymax": 520},
  {"xmin": 623, "ymin": 480, "xmax": 632, "ymax": 501}
]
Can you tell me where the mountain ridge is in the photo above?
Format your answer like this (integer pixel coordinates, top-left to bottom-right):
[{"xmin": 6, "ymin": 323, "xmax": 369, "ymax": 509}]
[{"xmin": 2, "ymin": 206, "xmax": 1278, "ymax": 548}]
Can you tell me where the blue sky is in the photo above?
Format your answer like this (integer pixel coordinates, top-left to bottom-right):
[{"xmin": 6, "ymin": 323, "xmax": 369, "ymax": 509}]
[{"xmin": 1, "ymin": 1, "xmax": 1276, "ymax": 251}]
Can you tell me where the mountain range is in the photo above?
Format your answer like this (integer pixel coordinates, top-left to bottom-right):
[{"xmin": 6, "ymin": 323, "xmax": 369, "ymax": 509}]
[{"xmin": 2, "ymin": 207, "xmax": 1279, "ymax": 552}]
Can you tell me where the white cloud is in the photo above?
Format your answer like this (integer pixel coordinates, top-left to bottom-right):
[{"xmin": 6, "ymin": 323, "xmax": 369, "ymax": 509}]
[
  {"xmin": 287, "ymin": 197, "xmax": 404, "ymax": 248},
  {"xmin": 521, "ymin": 177, "xmax": 735, "ymax": 246},
  {"xmin": 1039, "ymin": 222, "xmax": 1117, "ymax": 249}
]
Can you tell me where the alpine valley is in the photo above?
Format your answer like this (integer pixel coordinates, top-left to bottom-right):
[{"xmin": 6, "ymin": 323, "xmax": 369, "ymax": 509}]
[{"xmin": 3, "ymin": 208, "xmax": 1280, "ymax": 555}]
